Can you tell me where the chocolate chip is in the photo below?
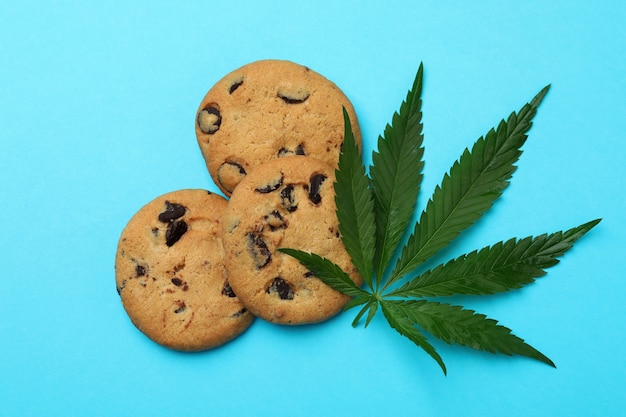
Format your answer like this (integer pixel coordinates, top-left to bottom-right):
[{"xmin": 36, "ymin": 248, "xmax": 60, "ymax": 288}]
[
  {"xmin": 255, "ymin": 175, "xmax": 283, "ymax": 193},
  {"xmin": 246, "ymin": 232, "xmax": 271, "ymax": 269},
  {"xmin": 277, "ymin": 144, "xmax": 306, "ymax": 157},
  {"xmin": 171, "ymin": 277, "xmax": 183, "ymax": 286},
  {"xmin": 158, "ymin": 201, "xmax": 186, "ymax": 223},
  {"xmin": 165, "ymin": 220, "xmax": 188, "ymax": 246},
  {"xmin": 231, "ymin": 308, "xmax": 247, "ymax": 318},
  {"xmin": 304, "ymin": 271, "xmax": 316, "ymax": 278},
  {"xmin": 174, "ymin": 301, "xmax": 186, "ymax": 314},
  {"xmin": 222, "ymin": 281, "xmax": 236, "ymax": 297},
  {"xmin": 280, "ymin": 185, "xmax": 298, "ymax": 212},
  {"xmin": 267, "ymin": 277, "xmax": 294, "ymax": 300},
  {"xmin": 135, "ymin": 264, "xmax": 146, "ymax": 277},
  {"xmin": 308, "ymin": 174, "xmax": 327, "ymax": 205},
  {"xmin": 229, "ymin": 77, "xmax": 244, "ymax": 94},
  {"xmin": 264, "ymin": 210, "xmax": 287, "ymax": 231},
  {"xmin": 217, "ymin": 161, "xmax": 247, "ymax": 194},
  {"xmin": 198, "ymin": 105, "xmax": 221, "ymax": 134},
  {"xmin": 277, "ymin": 89, "xmax": 310, "ymax": 104}
]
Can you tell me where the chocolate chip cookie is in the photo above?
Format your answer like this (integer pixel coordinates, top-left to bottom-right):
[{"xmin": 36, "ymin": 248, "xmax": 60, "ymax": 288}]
[
  {"xmin": 221, "ymin": 156, "xmax": 362, "ymax": 325},
  {"xmin": 115, "ymin": 189, "xmax": 253, "ymax": 351},
  {"xmin": 195, "ymin": 59, "xmax": 361, "ymax": 195}
]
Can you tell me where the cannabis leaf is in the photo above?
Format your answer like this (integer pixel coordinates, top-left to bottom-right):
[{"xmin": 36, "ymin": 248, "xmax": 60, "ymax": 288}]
[
  {"xmin": 388, "ymin": 85, "xmax": 549, "ymax": 286},
  {"xmin": 279, "ymin": 64, "xmax": 600, "ymax": 375},
  {"xmin": 333, "ymin": 108, "xmax": 377, "ymax": 289},
  {"xmin": 370, "ymin": 63, "xmax": 425, "ymax": 286}
]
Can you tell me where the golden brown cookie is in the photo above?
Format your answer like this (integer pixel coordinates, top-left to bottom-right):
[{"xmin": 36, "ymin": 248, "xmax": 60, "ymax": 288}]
[
  {"xmin": 195, "ymin": 59, "xmax": 361, "ymax": 196},
  {"xmin": 115, "ymin": 189, "xmax": 253, "ymax": 351},
  {"xmin": 221, "ymin": 156, "xmax": 362, "ymax": 325}
]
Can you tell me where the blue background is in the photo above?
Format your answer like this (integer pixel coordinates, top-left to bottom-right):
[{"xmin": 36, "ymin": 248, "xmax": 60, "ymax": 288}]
[{"xmin": 1, "ymin": 1, "xmax": 624, "ymax": 416}]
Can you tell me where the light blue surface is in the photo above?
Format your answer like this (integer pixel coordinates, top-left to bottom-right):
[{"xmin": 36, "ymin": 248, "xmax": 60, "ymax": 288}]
[{"xmin": 1, "ymin": 1, "xmax": 624, "ymax": 416}]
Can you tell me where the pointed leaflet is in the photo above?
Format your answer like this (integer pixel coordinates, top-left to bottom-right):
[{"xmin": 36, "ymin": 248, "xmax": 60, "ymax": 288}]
[
  {"xmin": 334, "ymin": 108, "xmax": 376, "ymax": 289},
  {"xmin": 381, "ymin": 299, "xmax": 447, "ymax": 374},
  {"xmin": 387, "ymin": 299, "xmax": 555, "ymax": 367},
  {"xmin": 388, "ymin": 219, "xmax": 601, "ymax": 297},
  {"xmin": 370, "ymin": 64, "xmax": 425, "ymax": 282},
  {"xmin": 277, "ymin": 248, "xmax": 368, "ymax": 298},
  {"xmin": 388, "ymin": 86, "xmax": 550, "ymax": 285},
  {"xmin": 351, "ymin": 298, "xmax": 379, "ymax": 328}
]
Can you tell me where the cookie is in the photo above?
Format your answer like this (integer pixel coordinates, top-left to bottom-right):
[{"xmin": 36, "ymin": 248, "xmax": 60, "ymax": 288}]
[
  {"xmin": 115, "ymin": 189, "xmax": 253, "ymax": 351},
  {"xmin": 221, "ymin": 156, "xmax": 362, "ymax": 325},
  {"xmin": 195, "ymin": 59, "xmax": 361, "ymax": 196}
]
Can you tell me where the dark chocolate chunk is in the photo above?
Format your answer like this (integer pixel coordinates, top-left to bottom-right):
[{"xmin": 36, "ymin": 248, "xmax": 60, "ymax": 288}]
[
  {"xmin": 267, "ymin": 277, "xmax": 294, "ymax": 300},
  {"xmin": 173, "ymin": 301, "xmax": 186, "ymax": 314},
  {"xmin": 231, "ymin": 308, "xmax": 248, "ymax": 318},
  {"xmin": 217, "ymin": 161, "xmax": 247, "ymax": 194},
  {"xmin": 246, "ymin": 232, "xmax": 271, "ymax": 269},
  {"xmin": 171, "ymin": 277, "xmax": 183, "ymax": 287},
  {"xmin": 197, "ymin": 105, "xmax": 222, "ymax": 134},
  {"xmin": 264, "ymin": 210, "xmax": 287, "ymax": 231},
  {"xmin": 135, "ymin": 264, "xmax": 146, "ymax": 277},
  {"xmin": 222, "ymin": 281, "xmax": 236, "ymax": 297},
  {"xmin": 255, "ymin": 174, "xmax": 283, "ymax": 193},
  {"xmin": 277, "ymin": 144, "xmax": 306, "ymax": 157},
  {"xmin": 277, "ymin": 91, "xmax": 310, "ymax": 104},
  {"xmin": 304, "ymin": 271, "xmax": 316, "ymax": 278},
  {"xmin": 229, "ymin": 78, "xmax": 244, "ymax": 94},
  {"xmin": 308, "ymin": 174, "xmax": 327, "ymax": 205},
  {"xmin": 280, "ymin": 185, "xmax": 298, "ymax": 212},
  {"xmin": 225, "ymin": 161, "xmax": 246, "ymax": 175},
  {"xmin": 158, "ymin": 201, "xmax": 186, "ymax": 223},
  {"xmin": 165, "ymin": 220, "xmax": 188, "ymax": 247}
]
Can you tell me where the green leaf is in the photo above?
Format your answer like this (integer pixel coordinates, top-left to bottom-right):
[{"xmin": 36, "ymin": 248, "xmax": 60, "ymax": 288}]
[
  {"xmin": 343, "ymin": 295, "xmax": 371, "ymax": 312},
  {"xmin": 351, "ymin": 298, "xmax": 379, "ymax": 328},
  {"xmin": 370, "ymin": 63, "xmax": 425, "ymax": 283},
  {"xmin": 388, "ymin": 219, "xmax": 601, "ymax": 297},
  {"xmin": 274, "ymin": 64, "xmax": 601, "ymax": 374},
  {"xmin": 388, "ymin": 86, "xmax": 550, "ymax": 286},
  {"xmin": 380, "ymin": 299, "xmax": 447, "ymax": 374},
  {"xmin": 386, "ymin": 299, "xmax": 555, "ymax": 368},
  {"xmin": 277, "ymin": 248, "xmax": 368, "ymax": 298},
  {"xmin": 334, "ymin": 108, "xmax": 377, "ymax": 289}
]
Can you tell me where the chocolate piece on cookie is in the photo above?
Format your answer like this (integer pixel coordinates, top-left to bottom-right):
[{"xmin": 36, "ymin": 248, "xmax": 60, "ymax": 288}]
[
  {"xmin": 195, "ymin": 59, "xmax": 361, "ymax": 196},
  {"xmin": 115, "ymin": 189, "xmax": 253, "ymax": 351},
  {"xmin": 222, "ymin": 156, "xmax": 362, "ymax": 325}
]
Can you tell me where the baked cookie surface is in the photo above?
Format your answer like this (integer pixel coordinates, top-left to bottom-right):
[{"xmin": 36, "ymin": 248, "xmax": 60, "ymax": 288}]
[
  {"xmin": 195, "ymin": 59, "xmax": 361, "ymax": 195},
  {"xmin": 115, "ymin": 189, "xmax": 253, "ymax": 351},
  {"xmin": 222, "ymin": 156, "xmax": 361, "ymax": 325}
]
